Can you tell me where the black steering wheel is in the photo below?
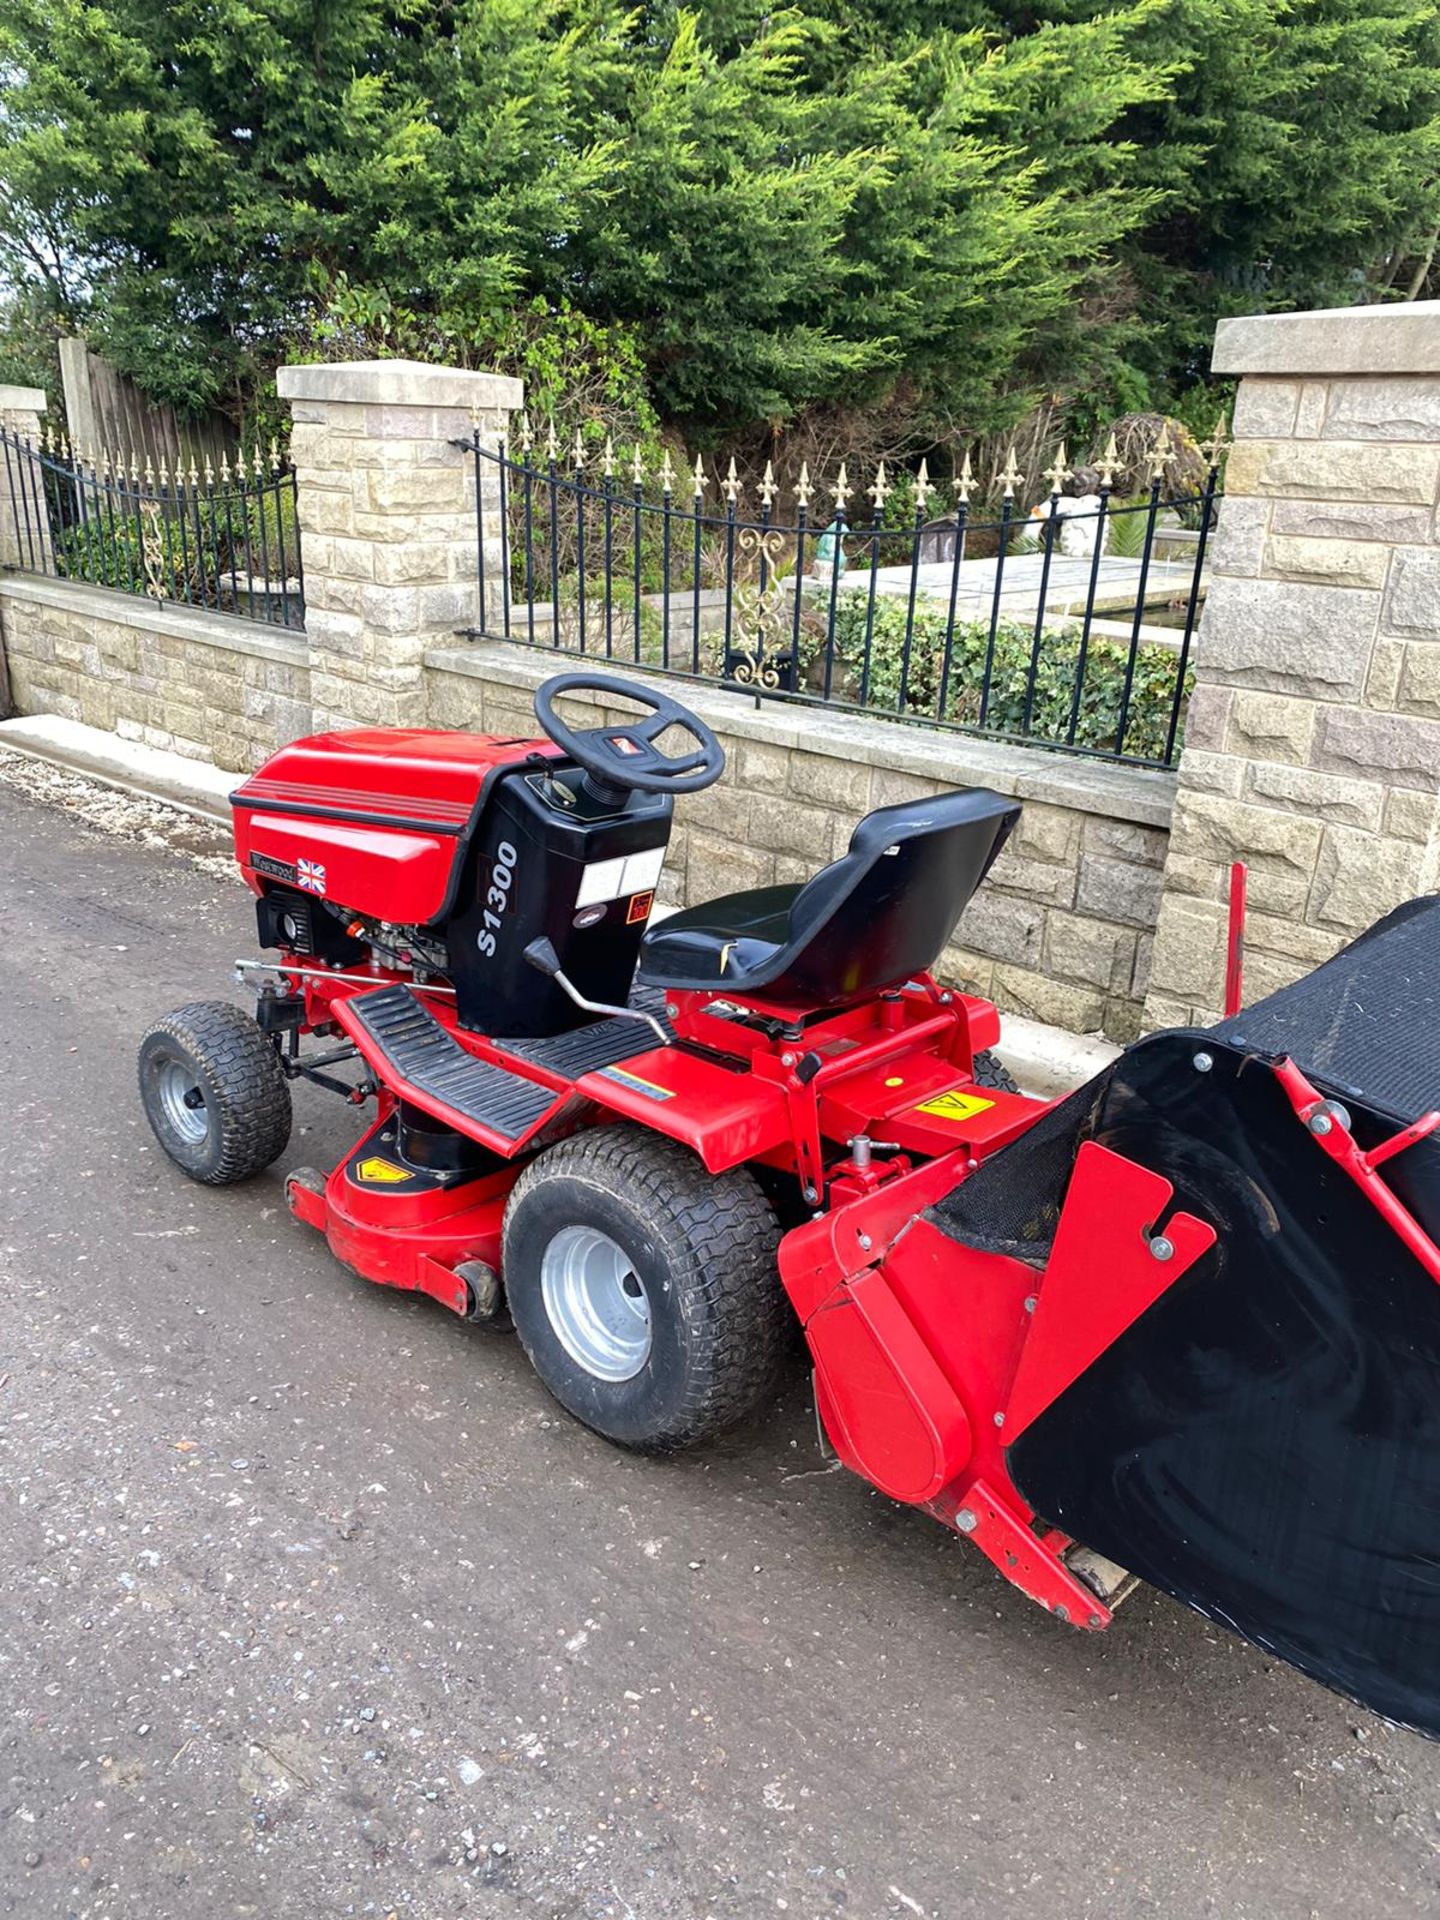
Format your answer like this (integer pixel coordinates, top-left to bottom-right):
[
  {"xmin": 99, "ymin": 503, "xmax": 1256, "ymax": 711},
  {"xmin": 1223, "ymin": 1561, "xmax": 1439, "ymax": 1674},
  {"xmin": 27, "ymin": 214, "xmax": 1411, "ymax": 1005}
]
[{"xmin": 533, "ymin": 672, "xmax": 726, "ymax": 797}]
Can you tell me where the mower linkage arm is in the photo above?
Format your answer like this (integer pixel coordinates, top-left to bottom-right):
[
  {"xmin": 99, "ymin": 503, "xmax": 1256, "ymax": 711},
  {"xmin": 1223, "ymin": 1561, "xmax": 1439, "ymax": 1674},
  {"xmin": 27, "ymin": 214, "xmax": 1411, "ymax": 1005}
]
[{"xmin": 1273, "ymin": 1055, "xmax": 1440, "ymax": 1286}]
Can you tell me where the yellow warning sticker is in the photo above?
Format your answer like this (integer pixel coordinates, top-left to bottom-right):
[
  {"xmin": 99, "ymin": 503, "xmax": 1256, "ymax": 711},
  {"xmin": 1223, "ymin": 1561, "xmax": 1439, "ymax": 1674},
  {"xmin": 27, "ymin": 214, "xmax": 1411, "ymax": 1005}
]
[
  {"xmin": 913, "ymin": 1088, "xmax": 996, "ymax": 1124},
  {"xmin": 355, "ymin": 1156, "xmax": 410, "ymax": 1184},
  {"xmin": 598, "ymin": 1065, "xmax": 674, "ymax": 1102}
]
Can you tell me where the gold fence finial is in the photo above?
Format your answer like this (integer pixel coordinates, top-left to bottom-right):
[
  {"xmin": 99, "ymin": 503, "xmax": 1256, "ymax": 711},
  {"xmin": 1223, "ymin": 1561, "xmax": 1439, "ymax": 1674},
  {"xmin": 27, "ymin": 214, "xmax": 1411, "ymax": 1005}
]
[
  {"xmin": 252, "ymin": 444, "xmax": 265, "ymax": 478},
  {"xmin": 956, "ymin": 451, "xmax": 974, "ymax": 506},
  {"xmin": 692, "ymin": 451, "xmax": 707, "ymax": 498},
  {"xmin": 189, "ymin": 458, "xmax": 200, "ymax": 489},
  {"xmin": 602, "ymin": 435, "xmax": 615, "ymax": 479},
  {"xmin": 269, "ymin": 436, "xmax": 281, "ymax": 473},
  {"xmin": 1147, "ymin": 422, "xmax": 1172, "ymax": 485},
  {"xmin": 1043, "ymin": 442, "xmax": 1073, "ymax": 496},
  {"xmin": 519, "ymin": 411, "xmax": 533, "ymax": 455},
  {"xmin": 913, "ymin": 458, "xmax": 933, "ymax": 515},
  {"xmin": 796, "ymin": 460, "xmax": 812, "ymax": 510},
  {"xmin": 573, "ymin": 426, "xmax": 585, "ymax": 472},
  {"xmin": 723, "ymin": 456, "xmax": 740, "ymax": 505},
  {"xmin": 631, "ymin": 442, "xmax": 645, "ymax": 487},
  {"xmin": 1000, "ymin": 445, "xmax": 1023, "ymax": 500},
  {"xmin": 219, "ymin": 451, "xmax": 232, "ymax": 484},
  {"xmin": 1201, "ymin": 410, "xmax": 1230, "ymax": 467},
  {"xmin": 660, "ymin": 448, "xmax": 676, "ymax": 493},
  {"xmin": 832, "ymin": 460, "xmax": 849, "ymax": 513},
  {"xmin": 1097, "ymin": 433, "xmax": 1120, "ymax": 490},
  {"xmin": 869, "ymin": 459, "xmax": 889, "ymax": 513},
  {"xmin": 545, "ymin": 419, "xmax": 559, "ymax": 463},
  {"xmin": 204, "ymin": 455, "xmax": 215, "ymax": 487},
  {"xmin": 760, "ymin": 459, "xmax": 777, "ymax": 509}
]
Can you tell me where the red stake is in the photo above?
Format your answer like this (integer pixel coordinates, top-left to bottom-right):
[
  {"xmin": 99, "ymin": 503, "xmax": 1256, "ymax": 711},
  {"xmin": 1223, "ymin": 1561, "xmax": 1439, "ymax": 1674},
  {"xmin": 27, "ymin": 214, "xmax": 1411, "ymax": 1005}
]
[{"xmin": 1224, "ymin": 861, "xmax": 1247, "ymax": 1017}]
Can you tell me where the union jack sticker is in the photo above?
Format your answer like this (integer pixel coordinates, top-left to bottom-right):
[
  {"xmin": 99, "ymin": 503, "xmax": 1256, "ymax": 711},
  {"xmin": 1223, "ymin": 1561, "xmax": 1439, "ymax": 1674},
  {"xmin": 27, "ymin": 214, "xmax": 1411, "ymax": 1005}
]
[{"xmin": 297, "ymin": 858, "xmax": 327, "ymax": 896}]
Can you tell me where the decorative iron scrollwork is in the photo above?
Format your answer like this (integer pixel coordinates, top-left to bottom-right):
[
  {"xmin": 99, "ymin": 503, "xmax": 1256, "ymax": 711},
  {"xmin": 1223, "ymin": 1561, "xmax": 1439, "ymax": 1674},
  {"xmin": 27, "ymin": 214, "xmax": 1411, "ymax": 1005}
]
[{"xmin": 729, "ymin": 524, "xmax": 790, "ymax": 688}]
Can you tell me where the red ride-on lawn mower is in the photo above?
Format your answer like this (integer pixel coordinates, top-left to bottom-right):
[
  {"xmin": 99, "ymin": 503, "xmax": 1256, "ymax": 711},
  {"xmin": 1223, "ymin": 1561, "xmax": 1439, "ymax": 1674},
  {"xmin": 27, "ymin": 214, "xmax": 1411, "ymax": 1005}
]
[{"xmin": 141, "ymin": 671, "xmax": 1440, "ymax": 1735}]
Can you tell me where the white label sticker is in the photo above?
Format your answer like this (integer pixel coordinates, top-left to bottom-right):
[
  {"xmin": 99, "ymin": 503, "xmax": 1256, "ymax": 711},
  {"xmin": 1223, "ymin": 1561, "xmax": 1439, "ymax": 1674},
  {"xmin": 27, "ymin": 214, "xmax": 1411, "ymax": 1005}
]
[
  {"xmin": 576, "ymin": 856, "xmax": 628, "ymax": 908},
  {"xmin": 622, "ymin": 847, "xmax": 665, "ymax": 895},
  {"xmin": 577, "ymin": 846, "xmax": 665, "ymax": 909}
]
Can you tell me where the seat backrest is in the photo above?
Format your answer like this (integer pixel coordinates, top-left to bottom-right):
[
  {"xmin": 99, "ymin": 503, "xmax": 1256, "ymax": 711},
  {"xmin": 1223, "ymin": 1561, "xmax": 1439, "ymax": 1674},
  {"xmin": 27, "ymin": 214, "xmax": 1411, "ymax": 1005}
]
[{"xmin": 751, "ymin": 788, "xmax": 1020, "ymax": 1005}]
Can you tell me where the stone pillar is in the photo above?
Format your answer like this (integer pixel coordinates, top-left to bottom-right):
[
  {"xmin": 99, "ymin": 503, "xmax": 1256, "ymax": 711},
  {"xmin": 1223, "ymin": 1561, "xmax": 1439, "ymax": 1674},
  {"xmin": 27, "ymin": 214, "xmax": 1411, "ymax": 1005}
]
[
  {"xmin": 276, "ymin": 359, "xmax": 521, "ymax": 730},
  {"xmin": 1145, "ymin": 301, "xmax": 1440, "ymax": 1027},
  {"xmin": 0, "ymin": 385, "xmax": 49, "ymax": 573}
]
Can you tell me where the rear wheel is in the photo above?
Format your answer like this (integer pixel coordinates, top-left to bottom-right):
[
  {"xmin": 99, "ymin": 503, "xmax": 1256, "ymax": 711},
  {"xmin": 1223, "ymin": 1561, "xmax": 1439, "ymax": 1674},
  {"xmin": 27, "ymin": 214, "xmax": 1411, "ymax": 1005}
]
[
  {"xmin": 139, "ymin": 1002, "xmax": 292, "ymax": 1185},
  {"xmin": 973, "ymin": 1048, "xmax": 1021, "ymax": 1094},
  {"xmin": 502, "ymin": 1125, "xmax": 785, "ymax": 1453}
]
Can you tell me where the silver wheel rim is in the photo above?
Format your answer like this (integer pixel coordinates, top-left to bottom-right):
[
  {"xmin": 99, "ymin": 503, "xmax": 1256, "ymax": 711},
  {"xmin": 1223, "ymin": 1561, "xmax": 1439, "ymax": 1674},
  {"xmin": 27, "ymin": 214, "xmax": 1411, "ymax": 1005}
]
[
  {"xmin": 540, "ymin": 1225, "xmax": 651, "ymax": 1381},
  {"xmin": 156, "ymin": 1057, "xmax": 209, "ymax": 1145}
]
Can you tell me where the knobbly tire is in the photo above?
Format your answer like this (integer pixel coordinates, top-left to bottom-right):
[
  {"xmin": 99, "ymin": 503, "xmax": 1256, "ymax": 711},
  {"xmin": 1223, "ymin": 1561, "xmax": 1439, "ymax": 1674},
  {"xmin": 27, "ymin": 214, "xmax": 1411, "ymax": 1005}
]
[
  {"xmin": 973, "ymin": 1048, "xmax": 1021, "ymax": 1094},
  {"xmin": 139, "ymin": 1002, "xmax": 292, "ymax": 1185},
  {"xmin": 502, "ymin": 1124, "xmax": 785, "ymax": 1453}
]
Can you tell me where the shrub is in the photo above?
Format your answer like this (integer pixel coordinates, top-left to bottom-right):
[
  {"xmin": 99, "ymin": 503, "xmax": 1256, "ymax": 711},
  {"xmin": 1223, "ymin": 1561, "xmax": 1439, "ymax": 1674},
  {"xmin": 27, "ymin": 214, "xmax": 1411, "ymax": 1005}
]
[
  {"xmin": 812, "ymin": 590, "xmax": 1189, "ymax": 762},
  {"xmin": 51, "ymin": 480, "xmax": 300, "ymax": 604}
]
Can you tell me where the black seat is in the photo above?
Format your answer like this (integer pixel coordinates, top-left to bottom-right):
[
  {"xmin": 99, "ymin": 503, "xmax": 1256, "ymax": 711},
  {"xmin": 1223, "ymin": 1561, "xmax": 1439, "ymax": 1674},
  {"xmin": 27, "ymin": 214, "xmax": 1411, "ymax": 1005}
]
[{"xmin": 637, "ymin": 789, "xmax": 1020, "ymax": 1006}]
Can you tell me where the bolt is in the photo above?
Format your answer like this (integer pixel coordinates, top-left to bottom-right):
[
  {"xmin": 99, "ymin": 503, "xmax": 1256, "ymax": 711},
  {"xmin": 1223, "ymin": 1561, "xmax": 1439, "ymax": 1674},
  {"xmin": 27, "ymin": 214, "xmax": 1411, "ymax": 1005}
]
[
  {"xmin": 857, "ymin": 1233, "xmax": 872, "ymax": 1252},
  {"xmin": 1024, "ymin": 1295, "xmax": 1037, "ymax": 1314},
  {"xmin": 1193, "ymin": 1051, "xmax": 1213, "ymax": 1073},
  {"xmin": 1308, "ymin": 1111, "xmax": 1332, "ymax": 1136},
  {"xmin": 993, "ymin": 1412, "xmax": 1005, "ymax": 1428},
  {"xmin": 1054, "ymin": 1604, "xmax": 1069, "ymax": 1624},
  {"xmin": 955, "ymin": 1508, "xmax": 978, "ymax": 1533},
  {"xmin": 939, "ymin": 991, "xmax": 953, "ymax": 1004},
  {"xmin": 1150, "ymin": 1234, "xmax": 1175, "ymax": 1262},
  {"xmin": 802, "ymin": 1184, "xmax": 818, "ymax": 1205},
  {"xmin": 1088, "ymin": 1613, "xmax": 1102, "ymax": 1629},
  {"xmin": 781, "ymin": 1052, "xmax": 796, "ymax": 1068},
  {"xmin": 666, "ymin": 1003, "xmax": 678, "ymax": 1019}
]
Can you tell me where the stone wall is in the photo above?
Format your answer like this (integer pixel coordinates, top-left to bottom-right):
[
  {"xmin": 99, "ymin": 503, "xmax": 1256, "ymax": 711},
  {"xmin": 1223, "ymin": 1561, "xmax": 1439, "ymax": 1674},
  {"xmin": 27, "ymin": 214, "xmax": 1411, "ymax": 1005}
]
[
  {"xmin": 0, "ymin": 574, "xmax": 310, "ymax": 768},
  {"xmin": 277, "ymin": 359, "xmax": 519, "ymax": 731},
  {"xmin": 428, "ymin": 643, "xmax": 1174, "ymax": 1040},
  {"xmin": 0, "ymin": 384, "xmax": 51, "ymax": 574},
  {"xmin": 1146, "ymin": 301, "xmax": 1440, "ymax": 1027}
]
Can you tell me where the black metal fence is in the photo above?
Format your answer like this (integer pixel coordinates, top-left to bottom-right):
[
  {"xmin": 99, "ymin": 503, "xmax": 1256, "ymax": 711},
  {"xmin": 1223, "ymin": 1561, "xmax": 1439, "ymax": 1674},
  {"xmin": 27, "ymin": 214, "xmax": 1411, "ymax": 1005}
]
[
  {"xmin": 0, "ymin": 427, "xmax": 304, "ymax": 630},
  {"xmin": 457, "ymin": 422, "xmax": 1225, "ymax": 769}
]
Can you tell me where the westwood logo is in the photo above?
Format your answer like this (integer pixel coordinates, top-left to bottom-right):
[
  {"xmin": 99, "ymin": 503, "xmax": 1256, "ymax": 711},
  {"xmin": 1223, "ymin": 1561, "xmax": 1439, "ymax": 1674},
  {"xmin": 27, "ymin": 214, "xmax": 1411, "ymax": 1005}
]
[{"xmin": 296, "ymin": 858, "xmax": 327, "ymax": 896}]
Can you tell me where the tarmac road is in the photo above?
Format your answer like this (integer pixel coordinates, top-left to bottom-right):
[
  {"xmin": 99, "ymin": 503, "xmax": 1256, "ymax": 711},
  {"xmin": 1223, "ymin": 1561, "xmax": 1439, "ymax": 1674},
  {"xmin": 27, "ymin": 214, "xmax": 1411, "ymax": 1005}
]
[{"xmin": 2, "ymin": 751, "xmax": 1439, "ymax": 1920}]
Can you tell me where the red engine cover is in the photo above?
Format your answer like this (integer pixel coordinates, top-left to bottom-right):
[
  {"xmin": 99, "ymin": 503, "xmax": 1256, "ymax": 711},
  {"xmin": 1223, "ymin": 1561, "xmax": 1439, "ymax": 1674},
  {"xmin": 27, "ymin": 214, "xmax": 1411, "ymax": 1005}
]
[{"xmin": 231, "ymin": 727, "xmax": 557, "ymax": 925}]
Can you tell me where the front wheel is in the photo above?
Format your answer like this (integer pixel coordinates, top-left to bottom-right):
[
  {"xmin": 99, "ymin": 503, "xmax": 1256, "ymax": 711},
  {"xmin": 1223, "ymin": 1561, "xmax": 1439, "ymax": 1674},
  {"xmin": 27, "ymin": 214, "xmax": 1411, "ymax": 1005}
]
[
  {"xmin": 139, "ymin": 1002, "xmax": 292, "ymax": 1185},
  {"xmin": 502, "ymin": 1125, "xmax": 785, "ymax": 1453}
]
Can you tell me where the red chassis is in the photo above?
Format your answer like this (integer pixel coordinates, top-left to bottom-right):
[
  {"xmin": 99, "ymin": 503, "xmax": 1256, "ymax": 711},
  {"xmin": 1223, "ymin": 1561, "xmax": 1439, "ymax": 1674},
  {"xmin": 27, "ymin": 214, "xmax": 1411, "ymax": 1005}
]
[
  {"xmin": 258, "ymin": 945, "xmax": 1190, "ymax": 1632},
  {"xmin": 140, "ymin": 671, "xmax": 1440, "ymax": 1728}
]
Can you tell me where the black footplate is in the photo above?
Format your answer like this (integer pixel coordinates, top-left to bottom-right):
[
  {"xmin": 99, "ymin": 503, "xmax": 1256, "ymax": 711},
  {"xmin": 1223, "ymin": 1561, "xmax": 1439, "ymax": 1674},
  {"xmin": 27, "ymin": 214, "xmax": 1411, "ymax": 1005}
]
[
  {"xmin": 348, "ymin": 985, "xmax": 559, "ymax": 1145},
  {"xmin": 499, "ymin": 1014, "xmax": 672, "ymax": 1079},
  {"xmin": 495, "ymin": 982, "xmax": 675, "ymax": 1080}
]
